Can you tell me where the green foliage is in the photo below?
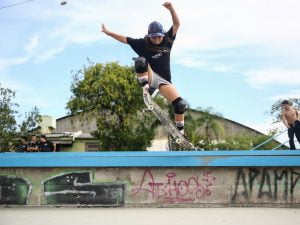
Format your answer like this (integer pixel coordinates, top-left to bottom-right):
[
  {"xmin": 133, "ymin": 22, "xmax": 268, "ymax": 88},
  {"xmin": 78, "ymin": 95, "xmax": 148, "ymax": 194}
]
[
  {"xmin": 182, "ymin": 107, "xmax": 285, "ymax": 151},
  {"xmin": 184, "ymin": 111, "xmax": 202, "ymax": 146},
  {"xmin": 167, "ymin": 107, "xmax": 225, "ymax": 150},
  {"xmin": 19, "ymin": 106, "xmax": 42, "ymax": 136},
  {"xmin": 185, "ymin": 107, "xmax": 225, "ymax": 146},
  {"xmin": 215, "ymin": 135, "xmax": 253, "ymax": 150},
  {"xmin": 250, "ymin": 135, "xmax": 285, "ymax": 150},
  {"xmin": 215, "ymin": 134, "xmax": 285, "ymax": 150},
  {"xmin": 67, "ymin": 62, "xmax": 158, "ymax": 151},
  {"xmin": 0, "ymin": 84, "xmax": 42, "ymax": 152},
  {"xmin": 0, "ymin": 84, "xmax": 18, "ymax": 151}
]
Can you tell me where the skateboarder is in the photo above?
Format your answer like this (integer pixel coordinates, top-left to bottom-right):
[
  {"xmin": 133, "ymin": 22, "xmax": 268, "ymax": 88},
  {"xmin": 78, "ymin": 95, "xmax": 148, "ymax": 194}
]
[{"xmin": 101, "ymin": 2, "xmax": 187, "ymax": 135}]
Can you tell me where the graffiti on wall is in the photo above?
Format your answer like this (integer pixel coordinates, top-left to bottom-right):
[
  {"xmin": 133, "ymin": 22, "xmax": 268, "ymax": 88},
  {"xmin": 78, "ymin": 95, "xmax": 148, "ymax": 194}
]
[
  {"xmin": 232, "ymin": 168, "xmax": 300, "ymax": 202},
  {"xmin": 1, "ymin": 167, "xmax": 299, "ymax": 206},
  {"xmin": 43, "ymin": 172, "xmax": 125, "ymax": 205},
  {"xmin": 132, "ymin": 169, "xmax": 216, "ymax": 203},
  {"xmin": 0, "ymin": 175, "xmax": 31, "ymax": 205}
]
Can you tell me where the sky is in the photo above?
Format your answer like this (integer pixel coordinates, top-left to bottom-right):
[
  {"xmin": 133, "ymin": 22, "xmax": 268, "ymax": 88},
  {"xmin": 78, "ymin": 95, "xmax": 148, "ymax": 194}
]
[{"xmin": 1, "ymin": 0, "xmax": 300, "ymax": 137}]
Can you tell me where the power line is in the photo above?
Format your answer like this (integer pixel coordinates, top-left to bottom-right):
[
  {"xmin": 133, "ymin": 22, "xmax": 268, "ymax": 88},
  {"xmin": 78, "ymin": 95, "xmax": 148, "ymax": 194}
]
[{"xmin": 0, "ymin": 0, "xmax": 34, "ymax": 10}]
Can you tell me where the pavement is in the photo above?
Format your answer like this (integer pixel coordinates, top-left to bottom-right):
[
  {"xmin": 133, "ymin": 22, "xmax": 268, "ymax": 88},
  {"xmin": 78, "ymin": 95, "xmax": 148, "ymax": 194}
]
[{"xmin": 0, "ymin": 208, "xmax": 299, "ymax": 225}]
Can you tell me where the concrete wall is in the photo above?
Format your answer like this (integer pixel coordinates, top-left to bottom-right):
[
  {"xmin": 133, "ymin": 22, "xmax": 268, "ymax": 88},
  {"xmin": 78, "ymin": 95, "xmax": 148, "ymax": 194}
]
[
  {"xmin": 39, "ymin": 116, "xmax": 56, "ymax": 134},
  {"xmin": 0, "ymin": 151, "xmax": 299, "ymax": 207},
  {"xmin": 188, "ymin": 110, "xmax": 263, "ymax": 138},
  {"xmin": 56, "ymin": 111, "xmax": 266, "ymax": 145},
  {"xmin": 57, "ymin": 112, "xmax": 264, "ymax": 139},
  {"xmin": 61, "ymin": 139, "xmax": 99, "ymax": 152},
  {"xmin": 56, "ymin": 115, "xmax": 97, "ymax": 133}
]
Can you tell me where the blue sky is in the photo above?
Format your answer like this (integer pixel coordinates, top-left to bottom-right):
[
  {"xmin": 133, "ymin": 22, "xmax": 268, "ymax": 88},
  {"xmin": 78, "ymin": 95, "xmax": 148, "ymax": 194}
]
[{"xmin": 1, "ymin": 0, "xmax": 300, "ymax": 135}]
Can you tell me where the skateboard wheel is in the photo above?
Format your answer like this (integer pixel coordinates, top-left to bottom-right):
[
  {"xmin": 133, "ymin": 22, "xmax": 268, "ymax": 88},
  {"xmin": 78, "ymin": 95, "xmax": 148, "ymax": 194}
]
[
  {"xmin": 148, "ymin": 105, "xmax": 154, "ymax": 111},
  {"xmin": 175, "ymin": 138, "xmax": 182, "ymax": 144}
]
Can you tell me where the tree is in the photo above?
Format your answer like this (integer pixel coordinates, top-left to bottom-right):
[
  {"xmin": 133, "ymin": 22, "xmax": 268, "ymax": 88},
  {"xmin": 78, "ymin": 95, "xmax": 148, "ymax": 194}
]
[
  {"xmin": 192, "ymin": 107, "xmax": 225, "ymax": 145},
  {"xmin": 172, "ymin": 107, "xmax": 224, "ymax": 150},
  {"xmin": 183, "ymin": 109, "xmax": 203, "ymax": 146},
  {"xmin": 19, "ymin": 106, "xmax": 42, "ymax": 136},
  {"xmin": 0, "ymin": 84, "xmax": 18, "ymax": 151},
  {"xmin": 67, "ymin": 62, "xmax": 158, "ymax": 151},
  {"xmin": 0, "ymin": 84, "xmax": 42, "ymax": 152}
]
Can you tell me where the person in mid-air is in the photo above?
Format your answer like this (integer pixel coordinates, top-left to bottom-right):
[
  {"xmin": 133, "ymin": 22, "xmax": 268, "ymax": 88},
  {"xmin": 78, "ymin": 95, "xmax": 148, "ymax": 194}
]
[{"xmin": 102, "ymin": 2, "xmax": 187, "ymax": 135}]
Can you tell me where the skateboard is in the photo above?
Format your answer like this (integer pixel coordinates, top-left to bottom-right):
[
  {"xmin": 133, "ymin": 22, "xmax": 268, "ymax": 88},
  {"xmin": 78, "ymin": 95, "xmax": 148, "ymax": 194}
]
[{"xmin": 142, "ymin": 88, "xmax": 195, "ymax": 150}]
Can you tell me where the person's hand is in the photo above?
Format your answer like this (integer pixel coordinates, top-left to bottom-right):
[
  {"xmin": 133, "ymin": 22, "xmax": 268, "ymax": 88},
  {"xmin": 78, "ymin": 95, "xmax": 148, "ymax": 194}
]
[
  {"xmin": 162, "ymin": 2, "xmax": 173, "ymax": 10},
  {"xmin": 101, "ymin": 24, "xmax": 110, "ymax": 35}
]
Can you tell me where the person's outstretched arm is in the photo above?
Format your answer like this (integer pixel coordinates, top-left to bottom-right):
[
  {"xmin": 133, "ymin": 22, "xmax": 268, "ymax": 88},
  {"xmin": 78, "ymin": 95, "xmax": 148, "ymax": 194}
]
[
  {"xmin": 101, "ymin": 24, "xmax": 128, "ymax": 44},
  {"xmin": 163, "ymin": 2, "xmax": 180, "ymax": 36}
]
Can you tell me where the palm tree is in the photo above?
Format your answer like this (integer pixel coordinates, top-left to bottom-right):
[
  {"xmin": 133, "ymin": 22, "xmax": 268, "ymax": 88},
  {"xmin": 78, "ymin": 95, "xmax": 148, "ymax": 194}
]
[
  {"xmin": 185, "ymin": 107, "xmax": 225, "ymax": 149},
  {"xmin": 184, "ymin": 111, "xmax": 203, "ymax": 145},
  {"xmin": 196, "ymin": 107, "xmax": 225, "ymax": 144}
]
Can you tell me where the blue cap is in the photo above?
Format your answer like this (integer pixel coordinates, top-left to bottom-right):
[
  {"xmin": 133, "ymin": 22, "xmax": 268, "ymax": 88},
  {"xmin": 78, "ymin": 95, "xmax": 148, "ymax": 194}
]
[{"xmin": 148, "ymin": 21, "xmax": 165, "ymax": 38}]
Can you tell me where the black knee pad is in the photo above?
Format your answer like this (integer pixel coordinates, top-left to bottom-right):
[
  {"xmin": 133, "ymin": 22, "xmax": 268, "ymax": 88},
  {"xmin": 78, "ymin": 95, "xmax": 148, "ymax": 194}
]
[
  {"xmin": 134, "ymin": 57, "xmax": 148, "ymax": 73},
  {"xmin": 172, "ymin": 97, "xmax": 187, "ymax": 114}
]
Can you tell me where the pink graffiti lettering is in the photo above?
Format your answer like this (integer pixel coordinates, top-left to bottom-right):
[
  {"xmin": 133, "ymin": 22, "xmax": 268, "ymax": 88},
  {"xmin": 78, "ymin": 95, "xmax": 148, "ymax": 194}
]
[{"xmin": 132, "ymin": 169, "xmax": 216, "ymax": 203}]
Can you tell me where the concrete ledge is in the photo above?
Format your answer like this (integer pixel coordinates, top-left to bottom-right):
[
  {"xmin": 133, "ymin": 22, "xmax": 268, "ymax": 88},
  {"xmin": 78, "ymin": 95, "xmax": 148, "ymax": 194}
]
[
  {"xmin": 0, "ymin": 167, "xmax": 299, "ymax": 207},
  {"xmin": 1, "ymin": 151, "xmax": 299, "ymax": 207},
  {"xmin": 0, "ymin": 150, "xmax": 300, "ymax": 167}
]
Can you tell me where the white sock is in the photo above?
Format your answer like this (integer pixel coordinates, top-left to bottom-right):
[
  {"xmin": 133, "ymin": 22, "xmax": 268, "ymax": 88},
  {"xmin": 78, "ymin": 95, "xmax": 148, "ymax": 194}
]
[
  {"xmin": 175, "ymin": 120, "xmax": 184, "ymax": 134},
  {"xmin": 137, "ymin": 76, "xmax": 149, "ymax": 89}
]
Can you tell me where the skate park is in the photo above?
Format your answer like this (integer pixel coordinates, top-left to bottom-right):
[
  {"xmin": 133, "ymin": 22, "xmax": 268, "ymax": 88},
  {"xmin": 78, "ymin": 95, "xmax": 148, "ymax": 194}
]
[{"xmin": 1, "ymin": 0, "xmax": 300, "ymax": 224}]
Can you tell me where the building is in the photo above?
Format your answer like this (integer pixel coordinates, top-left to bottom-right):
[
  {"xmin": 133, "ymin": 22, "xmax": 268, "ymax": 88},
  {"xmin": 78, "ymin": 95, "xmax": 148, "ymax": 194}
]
[{"xmin": 37, "ymin": 109, "xmax": 282, "ymax": 151}]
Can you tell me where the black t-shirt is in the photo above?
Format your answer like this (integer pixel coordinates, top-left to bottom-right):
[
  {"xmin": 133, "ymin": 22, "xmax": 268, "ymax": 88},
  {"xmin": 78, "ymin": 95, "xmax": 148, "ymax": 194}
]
[
  {"xmin": 27, "ymin": 141, "xmax": 39, "ymax": 152},
  {"xmin": 28, "ymin": 141, "xmax": 38, "ymax": 149},
  {"xmin": 39, "ymin": 141, "xmax": 54, "ymax": 152},
  {"xmin": 127, "ymin": 26, "xmax": 176, "ymax": 82},
  {"xmin": 16, "ymin": 143, "xmax": 27, "ymax": 152}
]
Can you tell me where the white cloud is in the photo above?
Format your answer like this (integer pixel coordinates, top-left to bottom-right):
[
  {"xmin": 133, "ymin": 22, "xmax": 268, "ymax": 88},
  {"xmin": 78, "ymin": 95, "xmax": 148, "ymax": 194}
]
[
  {"xmin": 212, "ymin": 65, "xmax": 232, "ymax": 73},
  {"xmin": 0, "ymin": 56, "xmax": 29, "ymax": 71},
  {"xmin": 175, "ymin": 55, "xmax": 232, "ymax": 72},
  {"xmin": 244, "ymin": 69, "xmax": 300, "ymax": 89},
  {"xmin": 172, "ymin": 0, "xmax": 300, "ymax": 71},
  {"xmin": 269, "ymin": 89, "xmax": 300, "ymax": 101},
  {"xmin": 175, "ymin": 56, "xmax": 206, "ymax": 68},
  {"xmin": 24, "ymin": 35, "xmax": 39, "ymax": 53},
  {"xmin": 34, "ymin": 45, "xmax": 65, "ymax": 63},
  {"xmin": 2, "ymin": 0, "xmax": 300, "ymax": 73},
  {"xmin": 0, "ymin": 35, "xmax": 39, "ymax": 71},
  {"xmin": 175, "ymin": 0, "xmax": 300, "ymax": 49}
]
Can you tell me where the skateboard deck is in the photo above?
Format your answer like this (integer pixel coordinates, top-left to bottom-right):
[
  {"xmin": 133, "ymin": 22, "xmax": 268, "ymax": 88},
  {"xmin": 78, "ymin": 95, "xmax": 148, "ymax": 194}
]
[{"xmin": 142, "ymin": 89, "xmax": 195, "ymax": 150}]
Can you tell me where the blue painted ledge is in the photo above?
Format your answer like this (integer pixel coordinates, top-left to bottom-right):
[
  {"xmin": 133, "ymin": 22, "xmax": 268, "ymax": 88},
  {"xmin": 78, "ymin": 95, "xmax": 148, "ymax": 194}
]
[{"xmin": 0, "ymin": 150, "xmax": 300, "ymax": 167}]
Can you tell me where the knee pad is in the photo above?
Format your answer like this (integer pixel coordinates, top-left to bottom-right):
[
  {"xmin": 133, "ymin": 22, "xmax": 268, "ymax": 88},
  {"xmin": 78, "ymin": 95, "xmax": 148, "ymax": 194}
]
[
  {"xmin": 172, "ymin": 97, "xmax": 187, "ymax": 114},
  {"xmin": 134, "ymin": 57, "xmax": 148, "ymax": 73}
]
